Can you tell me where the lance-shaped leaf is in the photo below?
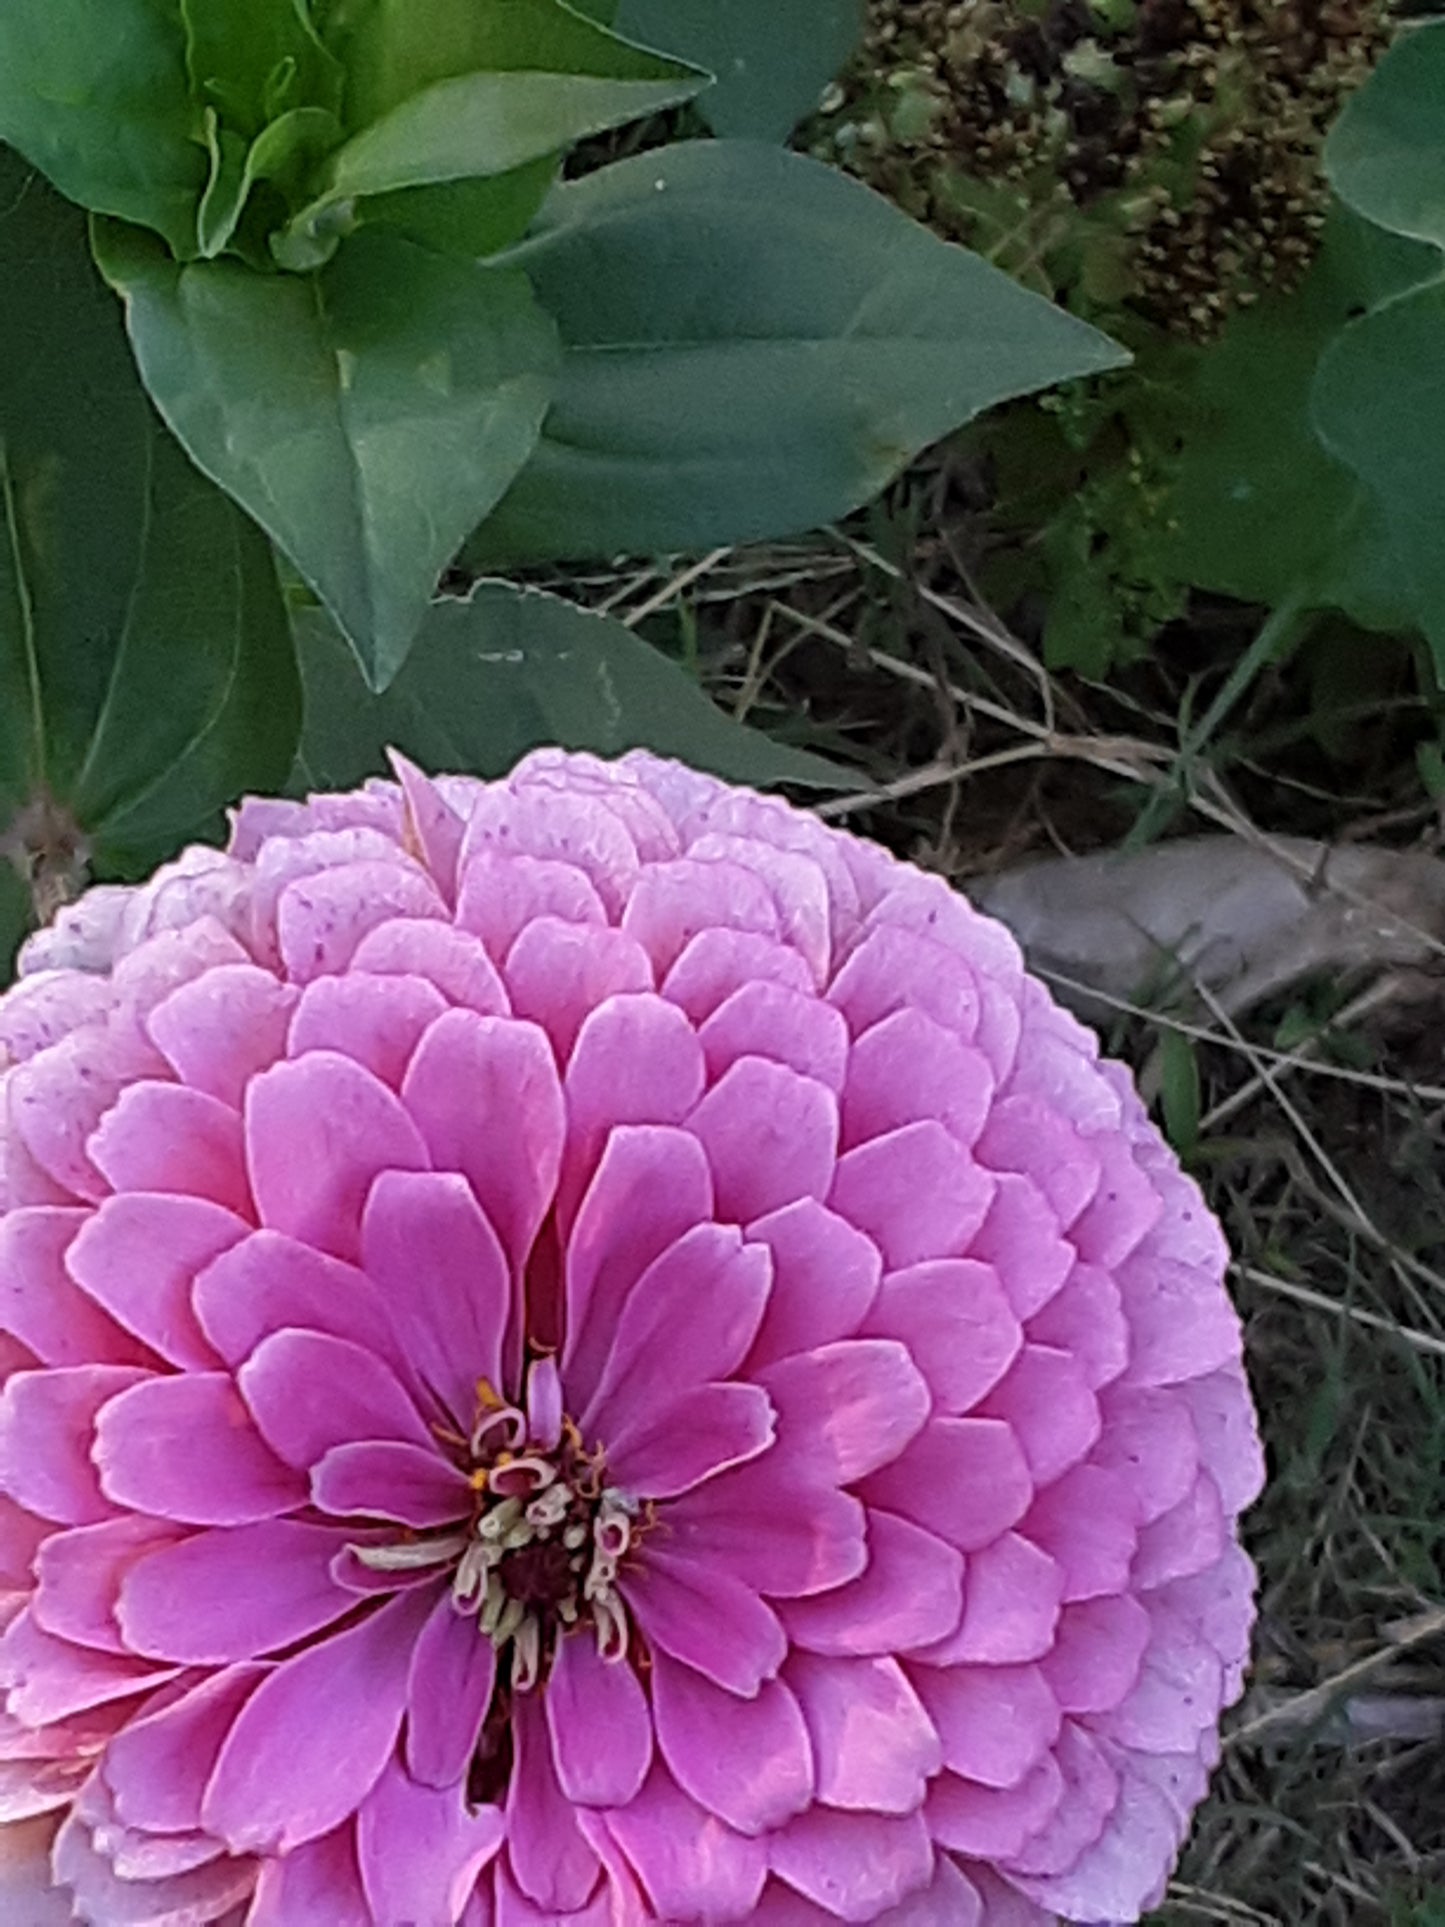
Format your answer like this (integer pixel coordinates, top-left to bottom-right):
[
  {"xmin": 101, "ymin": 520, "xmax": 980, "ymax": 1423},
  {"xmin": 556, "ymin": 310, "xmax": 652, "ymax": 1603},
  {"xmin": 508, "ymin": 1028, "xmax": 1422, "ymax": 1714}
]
[
  {"xmin": 93, "ymin": 218, "xmax": 561, "ymax": 689},
  {"xmin": 292, "ymin": 584, "xmax": 852, "ymax": 794},
  {"xmin": 181, "ymin": 0, "xmax": 344, "ymax": 136},
  {"xmin": 0, "ymin": 0, "xmax": 205, "ymax": 256},
  {"xmin": 617, "ymin": 0, "xmax": 863, "ymax": 140},
  {"xmin": 0, "ymin": 153, "xmax": 300, "ymax": 977},
  {"xmin": 281, "ymin": 2, "xmax": 706, "ymax": 263},
  {"xmin": 469, "ymin": 142, "xmax": 1127, "ymax": 567},
  {"xmin": 1326, "ymin": 21, "xmax": 1445, "ymax": 252}
]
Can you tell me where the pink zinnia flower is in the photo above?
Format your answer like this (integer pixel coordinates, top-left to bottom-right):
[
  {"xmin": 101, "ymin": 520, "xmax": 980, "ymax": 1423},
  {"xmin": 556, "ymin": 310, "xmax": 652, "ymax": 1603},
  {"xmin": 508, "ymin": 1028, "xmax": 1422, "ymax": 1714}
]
[{"xmin": 0, "ymin": 750, "xmax": 1263, "ymax": 1924}]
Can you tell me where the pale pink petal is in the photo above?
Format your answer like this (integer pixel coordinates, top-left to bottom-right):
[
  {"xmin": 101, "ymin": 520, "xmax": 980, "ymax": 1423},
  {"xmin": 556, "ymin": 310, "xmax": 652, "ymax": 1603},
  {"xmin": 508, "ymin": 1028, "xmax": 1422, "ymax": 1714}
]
[
  {"xmin": 117, "ymin": 1520, "xmax": 356, "ymax": 1663},
  {"xmin": 239, "ymin": 1329, "xmax": 431, "ymax": 1469},
  {"xmin": 559, "ymin": 993, "xmax": 706, "ymax": 1218},
  {"xmin": 745, "ymin": 1198, "xmax": 880, "ymax": 1370},
  {"xmin": 0, "ymin": 974, "xmax": 111, "ymax": 1062},
  {"xmin": 699, "ymin": 983, "xmax": 849, "ymax": 1091},
  {"xmin": 94, "ymin": 1374, "xmax": 305, "ymax": 1525},
  {"xmin": 604, "ymin": 1765, "xmax": 766, "ymax": 1922},
  {"xmin": 505, "ymin": 920, "xmax": 654, "ymax": 1063},
  {"xmin": 663, "ymin": 928, "xmax": 813, "ymax": 1025},
  {"xmin": 245, "ymin": 1053, "xmax": 429, "ymax": 1262},
  {"xmin": 104, "ymin": 1664, "xmax": 269, "ymax": 1832},
  {"xmin": 909, "ymin": 1661, "xmax": 1060, "ymax": 1790},
  {"xmin": 202, "ymin": 1587, "xmax": 432, "ymax": 1853},
  {"xmin": 687, "ymin": 834, "xmax": 833, "ymax": 986},
  {"xmin": 829, "ymin": 1123, "xmax": 993, "ymax": 1271},
  {"xmin": 461, "ymin": 786, "xmax": 640, "ymax": 921},
  {"xmin": 51, "ymin": 1802, "xmax": 255, "ymax": 1925},
  {"xmin": 6, "ymin": 1026, "xmax": 165, "ymax": 1202},
  {"xmin": 0, "ymin": 1609, "xmax": 178, "ymax": 1725},
  {"xmin": 1042, "ymin": 1593, "xmax": 1153, "ymax": 1715},
  {"xmin": 544, "ymin": 1630, "xmax": 653, "ymax": 1808},
  {"xmin": 621, "ymin": 858, "xmax": 781, "ymax": 977},
  {"xmin": 275, "ymin": 859, "xmax": 446, "ymax": 984},
  {"xmin": 1068, "ymin": 1137, "xmax": 1163, "ymax": 1269},
  {"xmin": 1025, "ymin": 1261, "xmax": 1128, "ymax": 1390},
  {"xmin": 1132, "ymin": 1474, "xmax": 1227, "ymax": 1590},
  {"xmin": 350, "ymin": 917, "xmax": 509, "ymax": 1014},
  {"xmin": 66, "ymin": 1192, "xmax": 245, "ymax": 1369},
  {"xmin": 829, "ymin": 924, "xmax": 980, "ymax": 1042},
  {"xmin": 0, "ymin": 1365, "xmax": 149, "ymax": 1524},
  {"xmin": 32, "ymin": 1516, "xmax": 183, "ymax": 1654},
  {"xmin": 1116, "ymin": 1256, "xmax": 1245, "ymax": 1390},
  {"xmin": 689, "ymin": 1058, "xmax": 838, "ymax": 1225},
  {"xmin": 782, "ymin": 1510, "xmax": 963, "ymax": 1657},
  {"xmin": 768, "ymin": 1804, "xmax": 935, "ymax": 1922},
  {"xmin": 1023, "ymin": 1465, "xmax": 1139, "ymax": 1603},
  {"xmin": 1177, "ymin": 1368, "xmax": 1265, "ymax": 1516},
  {"xmin": 841, "ymin": 1009, "xmax": 994, "ymax": 1152},
  {"xmin": 392, "ymin": 753, "xmax": 466, "ymax": 900},
  {"xmin": 924, "ymin": 1758, "xmax": 1063, "ymax": 1861},
  {"xmin": 193, "ymin": 1231, "xmax": 408, "ymax": 1386},
  {"xmin": 785, "ymin": 1651, "xmax": 939, "ymax": 1813},
  {"xmin": 286, "ymin": 972, "xmax": 446, "ymax": 1087},
  {"xmin": 1092, "ymin": 1383, "xmax": 1200, "ymax": 1524},
  {"xmin": 975, "ymin": 1097, "xmax": 1099, "ymax": 1230},
  {"xmin": 246, "ymin": 1820, "xmax": 369, "ymax": 1924},
  {"xmin": 861, "ymin": 1261, "xmax": 1021, "ymax": 1414},
  {"xmin": 87, "ymin": 1083, "xmax": 250, "ymax": 1214},
  {"xmin": 145, "ymin": 965, "xmax": 297, "ymax": 1108},
  {"xmin": 651, "ymin": 1650, "xmax": 812, "ymax": 1834},
  {"xmin": 918, "ymin": 1532, "xmax": 1062, "ymax": 1667},
  {"xmin": 968, "ymin": 1173, "xmax": 1074, "ymax": 1320},
  {"xmin": 976, "ymin": 1345, "xmax": 1101, "ymax": 1485},
  {"xmin": 0, "ymin": 1209, "xmax": 149, "ymax": 1368},
  {"xmin": 1002, "ymin": 1720, "xmax": 1119, "ymax": 1880},
  {"xmin": 455, "ymin": 851, "xmax": 606, "ymax": 965}
]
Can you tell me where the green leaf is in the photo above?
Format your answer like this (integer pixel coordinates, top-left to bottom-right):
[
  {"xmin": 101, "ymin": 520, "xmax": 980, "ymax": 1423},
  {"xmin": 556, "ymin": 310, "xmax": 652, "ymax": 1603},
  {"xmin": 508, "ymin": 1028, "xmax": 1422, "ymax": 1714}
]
[
  {"xmin": 616, "ymin": 0, "xmax": 864, "ymax": 140},
  {"xmin": 469, "ymin": 142, "xmax": 1126, "ymax": 567},
  {"xmin": 180, "ymin": 0, "xmax": 343, "ymax": 137},
  {"xmin": 0, "ymin": 2, "xmax": 205, "ymax": 255},
  {"xmin": 1155, "ymin": 206, "xmax": 1438, "ymax": 629},
  {"xmin": 197, "ymin": 106, "xmax": 343, "ymax": 258},
  {"xmin": 0, "ymin": 152, "xmax": 300, "ymax": 960},
  {"xmin": 323, "ymin": 0, "xmax": 704, "ymax": 127},
  {"xmin": 93, "ymin": 218, "xmax": 560, "ymax": 690},
  {"xmin": 1313, "ymin": 275, "xmax": 1445, "ymax": 681},
  {"xmin": 359, "ymin": 161, "xmax": 558, "ymax": 259},
  {"xmin": 293, "ymin": 582, "xmax": 852, "ymax": 793},
  {"xmin": 1326, "ymin": 22, "xmax": 1445, "ymax": 251}
]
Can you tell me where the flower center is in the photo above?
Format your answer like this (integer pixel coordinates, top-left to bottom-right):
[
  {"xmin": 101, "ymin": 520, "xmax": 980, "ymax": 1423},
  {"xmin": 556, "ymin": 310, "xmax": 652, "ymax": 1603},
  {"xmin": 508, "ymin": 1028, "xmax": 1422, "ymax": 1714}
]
[{"xmin": 351, "ymin": 1358, "xmax": 641, "ymax": 1690}]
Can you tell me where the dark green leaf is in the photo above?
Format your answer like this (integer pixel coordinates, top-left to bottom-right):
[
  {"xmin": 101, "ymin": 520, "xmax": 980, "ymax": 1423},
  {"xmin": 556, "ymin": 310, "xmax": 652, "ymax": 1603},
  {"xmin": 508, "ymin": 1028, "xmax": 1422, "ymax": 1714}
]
[
  {"xmin": 0, "ymin": 866, "xmax": 28, "ymax": 988},
  {"xmin": 1326, "ymin": 22, "xmax": 1445, "ymax": 250},
  {"xmin": 1313, "ymin": 277, "xmax": 1445, "ymax": 681},
  {"xmin": 93, "ymin": 218, "xmax": 560, "ymax": 689},
  {"xmin": 293, "ymin": 582, "xmax": 852, "ymax": 792},
  {"xmin": 617, "ymin": 0, "xmax": 863, "ymax": 140},
  {"xmin": 0, "ymin": 2, "xmax": 205, "ymax": 255},
  {"xmin": 0, "ymin": 153, "xmax": 300, "ymax": 957},
  {"xmin": 181, "ymin": 0, "xmax": 343, "ymax": 137},
  {"xmin": 470, "ymin": 143, "xmax": 1126, "ymax": 567},
  {"xmin": 360, "ymin": 161, "xmax": 557, "ymax": 259}
]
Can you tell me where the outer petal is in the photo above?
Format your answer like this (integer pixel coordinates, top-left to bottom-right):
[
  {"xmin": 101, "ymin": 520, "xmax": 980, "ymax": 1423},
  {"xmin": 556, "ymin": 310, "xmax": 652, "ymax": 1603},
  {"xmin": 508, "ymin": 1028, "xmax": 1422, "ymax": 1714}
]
[
  {"xmin": 93, "ymin": 1375, "xmax": 306, "ymax": 1525},
  {"xmin": 784, "ymin": 1652, "xmax": 939, "ymax": 1814},
  {"xmin": 767, "ymin": 1805, "xmax": 935, "ymax": 1923},
  {"xmin": 357, "ymin": 1756, "xmax": 504, "ymax": 1926},
  {"xmin": 650, "ymin": 1651, "xmax": 812, "ymax": 1835},
  {"xmin": 544, "ymin": 1630, "xmax": 653, "ymax": 1809},
  {"xmin": 604, "ymin": 1765, "xmax": 767, "ymax": 1924}
]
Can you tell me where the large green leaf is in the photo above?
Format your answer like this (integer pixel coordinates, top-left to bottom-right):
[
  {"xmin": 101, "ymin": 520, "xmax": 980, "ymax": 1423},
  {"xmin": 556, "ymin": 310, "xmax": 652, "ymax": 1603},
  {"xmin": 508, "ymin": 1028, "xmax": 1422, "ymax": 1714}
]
[
  {"xmin": 94, "ymin": 218, "xmax": 560, "ymax": 689},
  {"xmin": 323, "ymin": 0, "xmax": 704, "ymax": 127},
  {"xmin": 1154, "ymin": 207, "xmax": 1438, "ymax": 629},
  {"xmin": 469, "ymin": 142, "xmax": 1126, "ymax": 567},
  {"xmin": 0, "ymin": 152, "xmax": 300, "ymax": 970},
  {"xmin": 616, "ymin": 0, "xmax": 863, "ymax": 140},
  {"xmin": 0, "ymin": 2, "xmax": 205, "ymax": 255},
  {"xmin": 1313, "ymin": 276, "xmax": 1445, "ymax": 679},
  {"xmin": 1326, "ymin": 22, "xmax": 1445, "ymax": 251},
  {"xmin": 180, "ymin": 0, "xmax": 343, "ymax": 136},
  {"xmin": 293, "ymin": 582, "xmax": 851, "ymax": 792}
]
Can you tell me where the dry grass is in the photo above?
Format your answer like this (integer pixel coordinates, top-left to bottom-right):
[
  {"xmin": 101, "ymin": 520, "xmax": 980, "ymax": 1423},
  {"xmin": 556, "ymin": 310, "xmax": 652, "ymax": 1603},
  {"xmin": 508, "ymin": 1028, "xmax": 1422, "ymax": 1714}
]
[{"xmin": 542, "ymin": 457, "xmax": 1445, "ymax": 1922}]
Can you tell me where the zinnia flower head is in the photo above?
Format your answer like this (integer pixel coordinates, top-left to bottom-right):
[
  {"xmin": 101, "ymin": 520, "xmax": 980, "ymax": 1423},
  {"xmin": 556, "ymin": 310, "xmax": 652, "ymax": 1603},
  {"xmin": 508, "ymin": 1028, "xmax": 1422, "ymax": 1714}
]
[{"xmin": 0, "ymin": 749, "xmax": 1263, "ymax": 1925}]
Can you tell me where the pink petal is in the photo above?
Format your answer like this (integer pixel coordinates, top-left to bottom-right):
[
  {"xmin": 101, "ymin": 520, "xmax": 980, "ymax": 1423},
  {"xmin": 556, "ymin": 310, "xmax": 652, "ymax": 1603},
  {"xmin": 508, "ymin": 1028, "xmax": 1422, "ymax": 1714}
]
[
  {"xmin": 604, "ymin": 1765, "xmax": 766, "ymax": 1921},
  {"xmin": 1068, "ymin": 1138, "xmax": 1163, "ymax": 1268},
  {"xmin": 0, "ymin": 1813, "xmax": 72, "ymax": 1924},
  {"xmin": 976, "ymin": 1345, "xmax": 1101, "ymax": 1485},
  {"xmin": 623, "ymin": 1547, "xmax": 785, "ymax": 1695},
  {"xmin": 505, "ymin": 921, "xmax": 654, "ymax": 1064},
  {"xmin": 975, "ymin": 1097, "xmax": 1098, "ymax": 1230},
  {"xmin": 357, "ymin": 1755, "xmax": 503, "ymax": 1925},
  {"xmin": 503, "ymin": 1689, "xmax": 601, "ymax": 1911},
  {"xmin": 768, "ymin": 1804, "xmax": 935, "ymax": 1923},
  {"xmin": 920, "ymin": 1531, "xmax": 1062, "ymax": 1666},
  {"xmin": 405, "ymin": 1587, "xmax": 498, "ymax": 1790},
  {"xmin": 1024, "ymin": 1464, "xmax": 1139, "ymax": 1602},
  {"xmin": 7, "ymin": 1026, "xmax": 165, "ymax": 1202},
  {"xmin": 1116, "ymin": 1255, "xmax": 1245, "ymax": 1390},
  {"xmin": 0, "ymin": 1609, "xmax": 178, "ymax": 1725},
  {"xmin": 562, "ymin": 1125, "xmax": 713, "ymax": 1412},
  {"xmin": 393, "ymin": 753, "xmax": 466, "ymax": 899},
  {"xmin": 312, "ymin": 1440, "xmax": 469, "ymax": 1527},
  {"xmin": 145, "ymin": 965, "xmax": 297, "ymax": 1109},
  {"xmin": 687, "ymin": 834, "xmax": 833, "ymax": 985},
  {"xmin": 286, "ymin": 972, "xmax": 447, "ymax": 1087},
  {"xmin": 1178, "ymin": 1367, "xmax": 1265, "ymax": 1517},
  {"xmin": 840, "ymin": 1009, "xmax": 994, "ymax": 1152},
  {"xmin": 275, "ymin": 859, "xmax": 446, "ymax": 984},
  {"xmin": 245, "ymin": 1053, "xmax": 429, "ymax": 1262},
  {"xmin": 117, "ymin": 1520, "xmax": 356, "ymax": 1663},
  {"xmin": 663, "ymin": 928, "xmax": 813, "ymax": 1025},
  {"xmin": 828, "ymin": 924, "xmax": 980, "ymax": 1041},
  {"xmin": 32, "ymin": 1516, "xmax": 183, "ymax": 1654},
  {"xmin": 605, "ymin": 1382, "xmax": 774, "ymax": 1500},
  {"xmin": 1009, "ymin": 1751, "xmax": 1177, "ymax": 1921},
  {"xmin": 51, "ymin": 1803, "xmax": 255, "ymax": 1926},
  {"xmin": 0, "ymin": 1496, "xmax": 49, "ymax": 1590},
  {"xmin": 1026, "ymin": 1261, "xmax": 1128, "ymax": 1390},
  {"xmin": 93, "ymin": 1374, "xmax": 305, "ymax": 1525},
  {"xmin": 1090, "ymin": 1609, "xmax": 1225, "ymax": 1755},
  {"xmin": 910, "ymin": 1660, "xmax": 1060, "ymax": 1790},
  {"xmin": 461, "ymin": 786, "xmax": 641, "ymax": 921},
  {"xmin": 651, "ymin": 1650, "xmax": 812, "ymax": 1834},
  {"xmin": 758, "ymin": 1340, "xmax": 930, "ymax": 1485},
  {"xmin": 861, "ymin": 1418, "xmax": 1033, "ymax": 1553},
  {"xmin": 786, "ymin": 1651, "xmax": 939, "ymax": 1813},
  {"xmin": 688, "ymin": 1059, "xmax": 838, "ymax": 1224},
  {"xmin": 66, "ymin": 1192, "xmax": 245, "ymax": 1369},
  {"xmin": 1003, "ymin": 1720, "xmax": 1119, "ymax": 1881},
  {"xmin": 105, "ymin": 1664, "xmax": 270, "ymax": 1832},
  {"xmin": 969, "ymin": 1174, "xmax": 1074, "ymax": 1320},
  {"xmin": 621, "ymin": 857, "xmax": 781, "ymax": 978},
  {"xmin": 1043, "ymin": 1594, "xmax": 1153, "ymax": 1715},
  {"xmin": 360, "ymin": 1170, "xmax": 511, "ymax": 1423},
  {"xmin": 193, "ymin": 1231, "xmax": 407, "ymax": 1385},
  {"xmin": 829, "ymin": 1123, "xmax": 994, "ymax": 1271},
  {"xmin": 247, "ymin": 1821, "xmax": 369, "ymax": 1924},
  {"xmin": 663, "ymin": 1455, "xmax": 866, "ymax": 1601},
  {"xmin": 544, "ymin": 1631, "xmax": 653, "ymax": 1808},
  {"xmin": 581, "ymin": 1225, "xmax": 771, "ymax": 1440},
  {"xmin": 455, "ymin": 851, "xmax": 606, "ymax": 965},
  {"xmin": 925, "ymin": 1758, "xmax": 1063, "ymax": 1860},
  {"xmin": 861, "ymin": 1260, "xmax": 1021, "ymax": 1414},
  {"xmin": 744, "ymin": 1199, "xmax": 881, "ymax": 1370},
  {"xmin": 562, "ymin": 992, "xmax": 704, "ymax": 1186},
  {"xmin": 0, "ymin": 1365, "xmax": 149, "ymax": 1524},
  {"xmin": 87, "ymin": 1084, "xmax": 250, "ymax": 1214},
  {"xmin": 202, "ymin": 1587, "xmax": 433, "ymax": 1853},
  {"xmin": 0, "ymin": 1209, "xmax": 149, "ymax": 1368},
  {"xmin": 402, "ymin": 1011, "xmax": 563, "ymax": 1273},
  {"xmin": 782, "ymin": 1510, "xmax": 963, "ymax": 1657},
  {"xmin": 1132, "ymin": 1474, "xmax": 1226, "ymax": 1591},
  {"xmin": 1093, "ymin": 1383, "xmax": 1200, "ymax": 1524},
  {"xmin": 238, "ymin": 1329, "xmax": 432, "ymax": 1469},
  {"xmin": 699, "ymin": 983, "xmax": 849, "ymax": 1091},
  {"xmin": 0, "ymin": 973, "xmax": 111, "ymax": 1062},
  {"xmin": 350, "ymin": 917, "xmax": 509, "ymax": 1015}
]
